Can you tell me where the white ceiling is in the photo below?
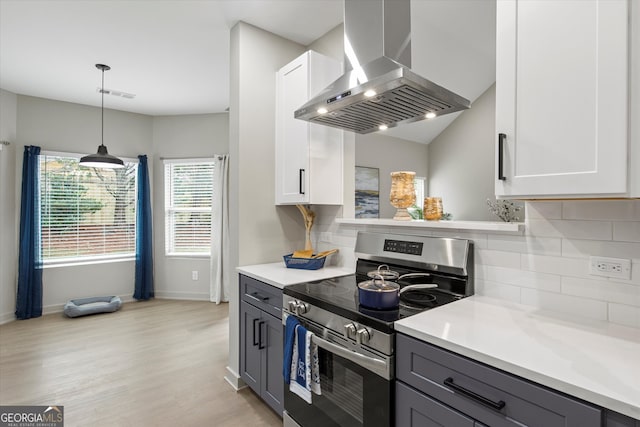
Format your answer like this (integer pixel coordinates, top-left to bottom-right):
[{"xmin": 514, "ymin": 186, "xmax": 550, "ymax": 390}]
[{"xmin": 0, "ymin": 0, "xmax": 495, "ymax": 144}]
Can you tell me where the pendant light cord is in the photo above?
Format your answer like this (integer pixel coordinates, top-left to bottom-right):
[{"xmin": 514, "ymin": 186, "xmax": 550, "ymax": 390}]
[{"xmin": 101, "ymin": 66, "xmax": 105, "ymax": 148}]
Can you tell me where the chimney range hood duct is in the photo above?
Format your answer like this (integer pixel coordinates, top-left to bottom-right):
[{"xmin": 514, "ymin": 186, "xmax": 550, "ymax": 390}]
[{"xmin": 295, "ymin": 0, "xmax": 470, "ymax": 134}]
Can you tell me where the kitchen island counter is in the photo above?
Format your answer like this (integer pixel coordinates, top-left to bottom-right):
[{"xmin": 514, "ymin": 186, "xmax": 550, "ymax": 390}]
[
  {"xmin": 395, "ymin": 295, "xmax": 640, "ymax": 420},
  {"xmin": 237, "ymin": 262, "xmax": 353, "ymax": 289}
]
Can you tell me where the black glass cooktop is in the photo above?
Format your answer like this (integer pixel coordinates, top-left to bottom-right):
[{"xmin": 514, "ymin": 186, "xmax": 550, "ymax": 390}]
[{"xmin": 283, "ymin": 274, "xmax": 463, "ymax": 333}]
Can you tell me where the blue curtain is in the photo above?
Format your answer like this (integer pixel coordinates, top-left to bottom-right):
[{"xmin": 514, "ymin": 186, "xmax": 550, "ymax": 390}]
[
  {"xmin": 16, "ymin": 145, "xmax": 43, "ymax": 320},
  {"xmin": 134, "ymin": 154, "xmax": 154, "ymax": 300}
]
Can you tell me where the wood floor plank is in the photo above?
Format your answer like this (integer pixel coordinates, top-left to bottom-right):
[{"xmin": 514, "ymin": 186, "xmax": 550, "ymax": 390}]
[{"xmin": 0, "ymin": 299, "xmax": 282, "ymax": 427}]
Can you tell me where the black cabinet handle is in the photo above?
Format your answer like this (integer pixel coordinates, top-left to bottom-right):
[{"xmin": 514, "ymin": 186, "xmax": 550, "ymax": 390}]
[
  {"xmin": 258, "ymin": 321, "xmax": 266, "ymax": 349},
  {"xmin": 443, "ymin": 377, "xmax": 506, "ymax": 411},
  {"xmin": 299, "ymin": 169, "xmax": 305, "ymax": 195},
  {"xmin": 252, "ymin": 318, "xmax": 260, "ymax": 346},
  {"xmin": 248, "ymin": 292, "xmax": 269, "ymax": 302},
  {"xmin": 498, "ymin": 133, "xmax": 507, "ymax": 181}
]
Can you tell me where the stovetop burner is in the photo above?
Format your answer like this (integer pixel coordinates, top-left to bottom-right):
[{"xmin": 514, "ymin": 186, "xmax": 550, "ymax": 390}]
[
  {"xmin": 400, "ymin": 290, "xmax": 436, "ymax": 307},
  {"xmin": 283, "ymin": 232, "xmax": 474, "ymax": 334}
]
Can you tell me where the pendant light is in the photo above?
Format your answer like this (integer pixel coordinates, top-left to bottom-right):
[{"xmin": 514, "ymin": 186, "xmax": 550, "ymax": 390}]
[{"xmin": 79, "ymin": 64, "xmax": 124, "ymax": 169}]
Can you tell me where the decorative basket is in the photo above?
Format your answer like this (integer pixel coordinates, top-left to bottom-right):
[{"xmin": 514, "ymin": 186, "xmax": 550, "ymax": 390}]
[{"xmin": 283, "ymin": 254, "xmax": 326, "ymax": 270}]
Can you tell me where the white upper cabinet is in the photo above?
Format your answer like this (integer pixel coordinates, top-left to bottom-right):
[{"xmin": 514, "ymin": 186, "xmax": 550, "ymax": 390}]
[
  {"xmin": 275, "ymin": 51, "xmax": 343, "ymax": 205},
  {"xmin": 495, "ymin": 0, "xmax": 636, "ymax": 198}
]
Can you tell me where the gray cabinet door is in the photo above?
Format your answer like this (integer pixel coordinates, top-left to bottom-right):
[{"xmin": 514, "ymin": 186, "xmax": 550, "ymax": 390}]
[
  {"xmin": 261, "ymin": 311, "xmax": 284, "ymax": 415},
  {"xmin": 240, "ymin": 301, "xmax": 261, "ymax": 394},
  {"xmin": 397, "ymin": 333, "xmax": 601, "ymax": 427},
  {"xmin": 396, "ymin": 381, "xmax": 475, "ymax": 427},
  {"xmin": 605, "ymin": 410, "xmax": 640, "ymax": 427}
]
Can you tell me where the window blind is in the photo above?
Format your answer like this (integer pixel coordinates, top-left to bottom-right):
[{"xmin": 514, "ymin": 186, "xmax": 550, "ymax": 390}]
[
  {"xmin": 39, "ymin": 154, "xmax": 137, "ymax": 264},
  {"xmin": 164, "ymin": 160, "xmax": 214, "ymax": 256}
]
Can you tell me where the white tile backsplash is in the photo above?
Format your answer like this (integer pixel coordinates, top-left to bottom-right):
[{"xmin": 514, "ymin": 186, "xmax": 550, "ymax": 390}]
[
  {"xmin": 608, "ymin": 303, "xmax": 640, "ymax": 328},
  {"xmin": 488, "ymin": 234, "xmax": 562, "ymax": 256},
  {"xmin": 319, "ymin": 200, "xmax": 640, "ymax": 327},
  {"xmin": 520, "ymin": 288, "xmax": 608, "ymax": 321},
  {"xmin": 526, "ymin": 219, "xmax": 612, "ymax": 240},
  {"xmin": 613, "ymin": 222, "xmax": 640, "ymax": 243},
  {"xmin": 561, "ymin": 238, "xmax": 640, "ymax": 260}
]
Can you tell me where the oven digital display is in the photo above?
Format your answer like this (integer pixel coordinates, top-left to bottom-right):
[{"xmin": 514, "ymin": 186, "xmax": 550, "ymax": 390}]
[{"xmin": 383, "ymin": 239, "xmax": 423, "ymax": 255}]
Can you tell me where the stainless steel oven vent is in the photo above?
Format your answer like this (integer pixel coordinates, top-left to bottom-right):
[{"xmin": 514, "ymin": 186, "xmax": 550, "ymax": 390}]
[{"xmin": 294, "ymin": 0, "xmax": 470, "ymax": 134}]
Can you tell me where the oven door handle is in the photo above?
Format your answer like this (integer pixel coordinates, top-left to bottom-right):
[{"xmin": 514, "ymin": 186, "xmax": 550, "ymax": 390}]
[{"xmin": 311, "ymin": 334, "xmax": 391, "ymax": 380}]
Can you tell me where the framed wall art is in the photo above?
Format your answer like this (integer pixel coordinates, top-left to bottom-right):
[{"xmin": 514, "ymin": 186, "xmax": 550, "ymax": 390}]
[{"xmin": 355, "ymin": 166, "xmax": 379, "ymax": 218}]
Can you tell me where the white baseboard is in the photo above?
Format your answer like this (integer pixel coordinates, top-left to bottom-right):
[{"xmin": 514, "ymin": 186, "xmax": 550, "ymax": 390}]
[
  {"xmin": 224, "ymin": 366, "xmax": 246, "ymax": 391},
  {"xmin": 0, "ymin": 311, "xmax": 15, "ymax": 325},
  {"xmin": 155, "ymin": 291, "xmax": 209, "ymax": 301},
  {"xmin": 1, "ymin": 294, "xmax": 137, "ymax": 324}
]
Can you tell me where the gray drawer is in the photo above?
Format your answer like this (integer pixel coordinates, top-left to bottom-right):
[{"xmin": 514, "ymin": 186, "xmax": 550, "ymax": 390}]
[
  {"xmin": 396, "ymin": 381, "xmax": 475, "ymax": 427},
  {"xmin": 240, "ymin": 275, "xmax": 282, "ymax": 319},
  {"xmin": 396, "ymin": 333, "xmax": 601, "ymax": 427}
]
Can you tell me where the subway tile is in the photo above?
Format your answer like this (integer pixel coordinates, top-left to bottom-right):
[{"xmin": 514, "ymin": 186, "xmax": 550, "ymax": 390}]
[
  {"xmin": 488, "ymin": 234, "xmax": 561, "ymax": 256},
  {"xmin": 562, "ymin": 200, "xmax": 640, "ymax": 221},
  {"xmin": 613, "ymin": 222, "xmax": 640, "ymax": 243},
  {"xmin": 475, "ymin": 249, "xmax": 521, "ymax": 268},
  {"xmin": 476, "ymin": 279, "xmax": 521, "ymax": 303},
  {"xmin": 476, "ymin": 265, "xmax": 561, "ymax": 292},
  {"xmin": 525, "ymin": 219, "xmax": 612, "ymax": 241},
  {"xmin": 561, "ymin": 238, "xmax": 640, "ymax": 260},
  {"xmin": 521, "ymin": 253, "xmax": 592, "ymax": 279},
  {"xmin": 608, "ymin": 303, "xmax": 640, "ymax": 328},
  {"xmin": 520, "ymin": 288, "xmax": 608, "ymax": 321},
  {"xmin": 561, "ymin": 276, "xmax": 640, "ymax": 307},
  {"xmin": 525, "ymin": 201, "xmax": 562, "ymax": 220}
]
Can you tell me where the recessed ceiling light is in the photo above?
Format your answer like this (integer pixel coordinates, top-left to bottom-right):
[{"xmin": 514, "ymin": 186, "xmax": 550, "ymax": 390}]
[
  {"xmin": 364, "ymin": 89, "xmax": 377, "ymax": 97},
  {"xmin": 425, "ymin": 112, "xmax": 437, "ymax": 119},
  {"xmin": 317, "ymin": 107, "xmax": 328, "ymax": 114},
  {"xmin": 378, "ymin": 124, "xmax": 388, "ymax": 131}
]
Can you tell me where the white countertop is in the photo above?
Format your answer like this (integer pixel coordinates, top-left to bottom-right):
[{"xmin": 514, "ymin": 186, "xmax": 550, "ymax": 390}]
[
  {"xmin": 394, "ymin": 296, "xmax": 640, "ymax": 419},
  {"xmin": 236, "ymin": 262, "xmax": 354, "ymax": 289}
]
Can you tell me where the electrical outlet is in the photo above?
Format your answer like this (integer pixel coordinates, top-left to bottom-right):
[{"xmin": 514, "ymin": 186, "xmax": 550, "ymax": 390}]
[
  {"xmin": 192, "ymin": 271, "xmax": 199, "ymax": 281},
  {"xmin": 589, "ymin": 256, "xmax": 631, "ymax": 280}
]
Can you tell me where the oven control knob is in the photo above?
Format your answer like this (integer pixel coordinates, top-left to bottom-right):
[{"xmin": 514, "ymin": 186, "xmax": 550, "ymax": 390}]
[
  {"xmin": 356, "ymin": 327, "xmax": 371, "ymax": 345},
  {"xmin": 288, "ymin": 300, "xmax": 298, "ymax": 312},
  {"xmin": 295, "ymin": 301, "xmax": 309, "ymax": 315},
  {"xmin": 344, "ymin": 323, "xmax": 357, "ymax": 339}
]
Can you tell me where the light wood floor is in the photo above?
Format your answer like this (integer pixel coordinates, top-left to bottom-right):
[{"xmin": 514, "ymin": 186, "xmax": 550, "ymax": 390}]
[{"xmin": 0, "ymin": 299, "xmax": 282, "ymax": 427}]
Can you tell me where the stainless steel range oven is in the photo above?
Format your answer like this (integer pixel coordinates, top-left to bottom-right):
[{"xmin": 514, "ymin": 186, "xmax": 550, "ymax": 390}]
[{"xmin": 282, "ymin": 231, "xmax": 474, "ymax": 427}]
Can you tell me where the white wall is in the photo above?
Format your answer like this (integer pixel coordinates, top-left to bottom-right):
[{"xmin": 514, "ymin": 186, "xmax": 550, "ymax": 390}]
[
  {"xmin": 152, "ymin": 114, "xmax": 229, "ymax": 300},
  {"xmin": 226, "ymin": 21, "xmax": 306, "ymax": 388},
  {"xmin": 355, "ymin": 133, "xmax": 429, "ymax": 219},
  {"xmin": 428, "ymin": 84, "xmax": 497, "ymax": 221},
  {"xmin": 0, "ymin": 89, "xmax": 17, "ymax": 323},
  {"xmin": 317, "ymin": 200, "xmax": 640, "ymax": 329}
]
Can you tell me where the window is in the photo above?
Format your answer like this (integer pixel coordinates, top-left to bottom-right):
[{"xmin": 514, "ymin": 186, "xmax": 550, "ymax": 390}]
[
  {"xmin": 164, "ymin": 159, "xmax": 214, "ymax": 256},
  {"xmin": 39, "ymin": 153, "xmax": 137, "ymax": 265}
]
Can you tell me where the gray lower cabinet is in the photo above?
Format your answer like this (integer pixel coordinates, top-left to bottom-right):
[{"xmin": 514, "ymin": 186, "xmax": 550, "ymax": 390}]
[
  {"xmin": 605, "ymin": 410, "xmax": 640, "ymax": 427},
  {"xmin": 239, "ymin": 275, "xmax": 283, "ymax": 415},
  {"xmin": 396, "ymin": 333, "xmax": 602, "ymax": 427}
]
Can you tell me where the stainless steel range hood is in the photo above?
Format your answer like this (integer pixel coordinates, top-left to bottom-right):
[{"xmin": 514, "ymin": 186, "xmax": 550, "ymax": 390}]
[{"xmin": 294, "ymin": 0, "xmax": 470, "ymax": 134}]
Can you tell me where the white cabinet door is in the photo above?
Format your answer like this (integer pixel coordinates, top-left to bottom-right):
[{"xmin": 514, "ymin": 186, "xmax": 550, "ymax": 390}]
[
  {"xmin": 495, "ymin": 0, "xmax": 629, "ymax": 198},
  {"xmin": 275, "ymin": 51, "xmax": 343, "ymax": 205},
  {"xmin": 276, "ymin": 54, "xmax": 310, "ymax": 204}
]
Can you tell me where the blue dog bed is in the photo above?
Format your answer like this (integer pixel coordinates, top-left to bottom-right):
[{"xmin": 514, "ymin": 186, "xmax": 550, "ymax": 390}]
[{"xmin": 64, "ymin": 296, "xmax": 122, "ymax": 318}]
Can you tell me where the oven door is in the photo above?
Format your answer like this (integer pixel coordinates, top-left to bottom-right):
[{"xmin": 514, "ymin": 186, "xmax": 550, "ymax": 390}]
[{"xmin": 284, "ymin": 332, "xmax": 393, "ymax": 427}]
